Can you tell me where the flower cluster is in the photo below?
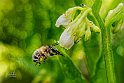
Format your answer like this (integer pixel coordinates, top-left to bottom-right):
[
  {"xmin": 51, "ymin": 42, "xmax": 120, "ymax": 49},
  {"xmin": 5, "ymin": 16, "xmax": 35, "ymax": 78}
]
[{"xmin": 55, "ymin": 6, "xmax": 100, "ymax": 49}]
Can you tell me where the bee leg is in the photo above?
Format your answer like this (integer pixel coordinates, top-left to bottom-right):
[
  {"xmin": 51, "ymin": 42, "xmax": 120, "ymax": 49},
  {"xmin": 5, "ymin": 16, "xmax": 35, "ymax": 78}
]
[
  {"xmin": 56, "ymin": 51, "xmax": 64, "ymax": 56},
  {"xmin": 39, "ymin": 62, "xmax": 41, "ymax": 66},
  {"xmin": 43, "ymin": 56, "xmax": 47, "ymax": 62},
  {"xmin": 60, "ymin": 53, "xmax": 64, "ymax": 56},
  {"xmin": 43, "ymin": 58, "xmax": 46, "ymax": 62},
  {"xmin": 50, "ymin": 53, "xmax": 54, "ymax": 56}
]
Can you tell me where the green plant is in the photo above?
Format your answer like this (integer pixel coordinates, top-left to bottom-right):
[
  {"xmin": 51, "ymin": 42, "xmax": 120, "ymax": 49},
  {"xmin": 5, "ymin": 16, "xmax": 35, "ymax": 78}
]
[
  {"xmin": 0, "ymin": 0, "xmax": 124, "ymax": 83},
  {"xmin": 55, "ymin": 0, "xmax": 124, "ymax": 83}
]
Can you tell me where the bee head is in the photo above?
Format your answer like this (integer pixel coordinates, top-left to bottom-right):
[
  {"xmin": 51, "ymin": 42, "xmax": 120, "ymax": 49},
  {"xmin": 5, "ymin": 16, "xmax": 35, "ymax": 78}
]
[{"xmin": 32, "ymin": 49, "xmax": 42, "ymax": 65}]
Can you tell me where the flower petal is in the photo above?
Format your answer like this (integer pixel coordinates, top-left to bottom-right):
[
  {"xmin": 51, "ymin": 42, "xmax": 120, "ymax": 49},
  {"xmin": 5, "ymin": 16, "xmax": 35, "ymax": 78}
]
[
  {"xmin": 59, "ymin": 29, "xmax": 74, "ymax": 50},
  {"xmin": 55, "ymin": 14, "xmax": 70, "ymax": 27}
]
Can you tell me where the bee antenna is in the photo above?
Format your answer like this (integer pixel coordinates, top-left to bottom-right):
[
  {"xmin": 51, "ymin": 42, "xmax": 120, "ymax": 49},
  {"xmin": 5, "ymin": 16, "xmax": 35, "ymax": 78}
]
[{"xmin": 39, "ymin": 63, "xmax": 41, "ymax": 66}]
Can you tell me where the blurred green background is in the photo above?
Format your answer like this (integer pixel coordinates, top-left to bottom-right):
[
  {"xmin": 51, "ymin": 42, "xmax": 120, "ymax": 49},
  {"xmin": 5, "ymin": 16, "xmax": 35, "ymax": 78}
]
[
  {"xmin": 0, "ymin": 0, "xmax": 124, "ymax": 83},
  {"xmin": 0, "ymin": 0, "xmax": 78, "ymax": 83}
]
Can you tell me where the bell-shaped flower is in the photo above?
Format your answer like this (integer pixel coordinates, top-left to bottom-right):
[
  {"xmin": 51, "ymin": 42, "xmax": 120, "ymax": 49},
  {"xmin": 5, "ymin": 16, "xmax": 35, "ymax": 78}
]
[
  {"xmin": 56, "ymin": 6, "xmax": 100, "ymax": 49},
  {"xmin": 55, "ymin": 14, "xmax": 70, "ymax": 27},
  {"xmin": 55, "ymin": 6, "xmax": 85, "ymax": 27},
  {"xmin": 59, "ymin": 29, "xmax": 74, "ymax": 49}
]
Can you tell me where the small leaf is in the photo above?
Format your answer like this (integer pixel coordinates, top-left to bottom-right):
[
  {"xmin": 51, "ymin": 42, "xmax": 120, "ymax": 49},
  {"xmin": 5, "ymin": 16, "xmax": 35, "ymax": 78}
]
[{"xmin": 83, "ymin": 33, "xmax": 107, "ymax": 83}]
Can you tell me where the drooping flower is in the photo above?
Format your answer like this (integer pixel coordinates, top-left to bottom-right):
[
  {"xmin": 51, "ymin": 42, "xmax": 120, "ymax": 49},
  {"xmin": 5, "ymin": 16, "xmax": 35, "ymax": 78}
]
[
  {"xmin": 105, "ymin": 3, "xmax": 124, "ymax": 34},
  {"xmin": 56, "ymin": 6, "xmax": 100, "ymax": 49},
  {"xmin": 55, "ymin": 6, "xmax": 86, "ymax": 27},
  {"xmin": 105, "ymin": 3, "xmax": 124, "ymax": 27},
  {"xmin": 59, "ymin": 29, "xmax": 74, "ymax": 49},
  {"xmin": 55, "ymin": 14, "xmax": 70, "ymax": 27}
]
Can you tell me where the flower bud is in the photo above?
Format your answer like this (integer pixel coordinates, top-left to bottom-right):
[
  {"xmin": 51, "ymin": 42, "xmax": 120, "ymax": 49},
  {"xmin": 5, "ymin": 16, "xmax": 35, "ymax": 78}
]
[
  {"xmin": 86, "ymin": 19, "xmax": 100, "ymax": 32},
  {"xmin": 85, "ymin": 27, "xmax": 91, "ymax": 41},
  {"xmin": 92, "ymin": 26, "xmax": 101, "ymax": 32},
  {"xmin": 105, "ymin": 3, "xmax": 124, "ymax": 26}
]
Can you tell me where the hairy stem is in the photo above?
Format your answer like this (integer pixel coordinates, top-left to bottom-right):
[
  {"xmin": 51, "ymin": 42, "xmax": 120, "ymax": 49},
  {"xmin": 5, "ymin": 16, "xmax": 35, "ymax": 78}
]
[{"xmin": 95, "ymin": 14, "xmax": 116, "ymax": 83}]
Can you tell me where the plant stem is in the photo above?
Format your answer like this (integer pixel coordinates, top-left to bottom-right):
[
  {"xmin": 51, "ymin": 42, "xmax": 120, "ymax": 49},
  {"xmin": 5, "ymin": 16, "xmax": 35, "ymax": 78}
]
[
  {"xmin": 95, "ymin": 14, "xmax": 116, "ymax": 83},
  {"xmin": 104, "ymin": 26, "xmax": 116, "ymax": 83}
]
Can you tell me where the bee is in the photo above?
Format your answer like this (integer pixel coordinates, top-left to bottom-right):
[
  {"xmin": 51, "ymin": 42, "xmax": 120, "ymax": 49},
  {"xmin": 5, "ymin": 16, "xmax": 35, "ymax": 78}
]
[{"xmin": 32, "ymin": 45, "xmax": 62, "ymax": 65}]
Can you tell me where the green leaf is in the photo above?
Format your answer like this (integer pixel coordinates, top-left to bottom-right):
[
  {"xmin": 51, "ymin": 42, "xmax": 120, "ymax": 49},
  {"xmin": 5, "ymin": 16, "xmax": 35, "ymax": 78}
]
[
  {"xmin": 91, "ymin": 0, "xmax": 105, "ymax": 31},
  {"xmin": 83, "ymin": 33, "xmax": 107, "ymax": 83},
  {"xmin": 57, "ymin": 50, "xmax": 87, "ymax": 83},
  {"xmin": 82, "ymin": 20, "xmax": 108, "ymax": 83},
  {"xmin": 92, "ymin": 0, "xmax": 102, "ymax": 15},
  {"xmin": 91, "ymin": 54, "xmax": 107, "ymax": 83}
]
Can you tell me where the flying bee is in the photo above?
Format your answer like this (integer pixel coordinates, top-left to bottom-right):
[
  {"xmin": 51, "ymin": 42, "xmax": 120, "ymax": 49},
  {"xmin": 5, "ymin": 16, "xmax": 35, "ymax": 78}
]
[{"xmin": 32, "ymin": 45, "xmax": 63, "ymax": 65}]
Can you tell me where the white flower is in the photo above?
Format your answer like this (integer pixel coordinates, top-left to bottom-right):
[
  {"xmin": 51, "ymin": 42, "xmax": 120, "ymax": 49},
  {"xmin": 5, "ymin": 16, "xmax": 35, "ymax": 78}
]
[
  {"xmin": 55, "ymin": 7, "xmax": 85, "ymax": 27},
  {"xmin": 59, "ymin": 29, "xmax": 74, "ymax": 50},
  {"xmin": 56, "ymin": 6, "xmax": 100, "ymax": 49},
  {"xmin": 55, "ymin": 14, "xmax": 71, "ymax": 27},
  {"xmin": 58, "ymin": 9, "xmax": 91, "ymax": 49}
]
